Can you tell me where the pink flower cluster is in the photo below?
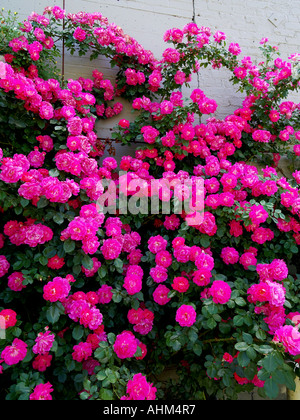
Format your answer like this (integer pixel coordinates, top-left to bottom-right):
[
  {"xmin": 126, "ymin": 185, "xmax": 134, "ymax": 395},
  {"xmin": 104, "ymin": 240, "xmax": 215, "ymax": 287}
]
[
  {"xmin": 43, "ymin": 276, "xmax": 72, "ymax": 303},
  {"xmin": 274, "ymin": 325, "xmax": 300, "ymax": 356},
  {"xmin": 1, "ymin": 8, "xmax": 300, "ymax": 400},
  {"xmin": 72, "ymin": 341, "xmax": 93, "ymax": 362},
  {"xmin": 0, "ymin": 153, "xmax": 30, "ymax": 184},
  {"xmin": 97, "ymin": 284, "xmax": 113, "ymax": 304},
  {"xmin": 257, "ymin": 259, "xmax": 289, "ymax": 282},
  {"xmin": 121, "ymin": 373, "xmax": 157, "ymax": 400},
  {"xmin": 128, "ymin": 308, "xmax": 154, "ymax": 335},
  {"xmin": 125, "ymin": 68, "xmax": 146, "ymax": 86},
  {"xmin": 65, "ymin": 11, "xmax": 157, "ymax": 68},
  {"xmin": 248, "ymin": 281, "xmax": 286, "ymax": 307},
  {"xmin": 4, "ymin": 219, "xmax": 53, "ymax": 248},
  {"xmin": 61, "ymin": 204, "xmax": 104, "ymax": 255},
  {"xmin": 32, "ymin": 330, "xmax": 55, "ymax": 355},
  {"xmin": 247, "ymin": 258, "xmax": 291, "ymax": 338},
  {"xmin": 123, "ymin": 265, "xmax": 144, "ymax": 295},
  {"xmin": 19, "ymin": 174, "xmax": 80, "ymax": 204},
  {"xmin": 47, "ymin": 255, "xmax": 65, "ymax": 270},
  {"xmin": 153, "ymin": 284, "xmax": 172, "ymax": 306},
  {"xmin": 63, "ymin": 290, "xmax": 104, "ymax": 331}
]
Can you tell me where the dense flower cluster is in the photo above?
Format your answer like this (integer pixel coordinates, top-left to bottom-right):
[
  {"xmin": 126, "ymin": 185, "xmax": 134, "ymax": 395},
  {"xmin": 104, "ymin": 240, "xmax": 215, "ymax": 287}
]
[
  {"xmin": 0, "ymin": 6, "xmax": 300, "ymax": 401},
  {"xmin": 4, "ymin": 219, "xmax": 53, "ymax": 248},
  {"xmin": 121, "ymin": 373, "xmax": 157, "ymax": 400}
]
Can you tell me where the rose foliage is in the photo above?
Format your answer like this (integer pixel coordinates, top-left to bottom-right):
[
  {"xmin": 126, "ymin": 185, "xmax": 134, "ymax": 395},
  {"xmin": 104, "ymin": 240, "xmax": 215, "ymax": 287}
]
[{"xmin": 0, "ymin": 6, "xmax": 300, "ymax": 400}]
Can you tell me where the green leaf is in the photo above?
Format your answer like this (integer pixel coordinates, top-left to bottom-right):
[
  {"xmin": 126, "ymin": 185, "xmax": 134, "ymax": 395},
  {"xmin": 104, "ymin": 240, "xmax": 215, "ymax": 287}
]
[
  {"xmin": 80, "ymin": 392, "xmax": 90, "ymax": 400},
  {"xmin": 98, "ymin": 266, "xmax": 107, "ymax": 279},
  {"xmin": 114, "ymin": 258, "xmax": 123, "ymax": 272},
  {"xmin": 254, "ymin": 344, "xmax": 274, "ymax": 354},
  {"xmin": 39, "ymin": 255, "xmax": 48, "ymax": 266},
  {"xmin": 233, "ymin": 315, "xmax": 244, "ymax": 327},
  {"xmin": 15, "ymin": 382, "xmax": 30, "ymax": 394},
  {"xmin": 172, "ymin": 340, "xmax": 182, "ymax": 352},
  {"xmin": 242, "ymin": 332, "xmax": 253, "ymax": 345},
  {"xmin": 94, "ymin": 348, "xmax": 106, "ymax": 361},
  {"xmin": 200, "ymin": 236, "xmax": 210, "ymax": 248},
  {"xmin": 43, "ymin": 246, "xmax": 57, "ymax": 258},
  {"xmin": 206, "ymin": 318, "xmax": 217, "ymax": 330},
  {"xmin": 99, "ymin": 388, "xmax": 114, "ymax": 400},
  {"xmin": 13, "ymin": 260, "xmax": 23, "ymax": 271},
  {"xmin": 264, "ymin": 377, "xmax": 279, "ymax": 400},
  {"xmin": 193, "ymin": 342, "xmax": 202, "ymax": 356},
  {"xmin": 72, "ymin": 326, "xmax": 84, "ymax": 341},
  {"xmin": 82, "ymin": 255, "xmax": 93, "ymax": 270},
  {"xmin": 235, "ymin": 297, "xmax": 247, "ymax": 307},
  {"xmin": 246, "ymin": 346, "xmax": 257, "ymax": 361},
  {"xmin": 256, "ymin": 329, "xmax": 267, "ymax": 341},
  {"xmin": 64, "ymin": 239, "xmax": 76, "ymax": 253},
  {"xmin": 37, "ymin": 197, "xmax": 49, "ymax": 209},
  {"xmin": 222, "ymin": 371, "xmax": 233, "ymax": 387},
  {"xmin": 237, "ymin": 351, "xmax": 250, "ymax": 368},
  {"xmin": 235, "ymin": 342, "xmax": 249, "ymax": 352},
  {"xmin": 20, "ymin": 198, "xmax": 29, "ymax": 208},
  {"xmin": 53, "ymin": 213, "xmax": 64, "ymax": 225},
  {"xmin": 107, "ymin": 333, "xmax": 116, "ymax": 345},
  {"xmin": 96, "ymin": 370, "xmax": 107, "ymax": 381},
  {"xmin": 46, "ymin": 303, "xmax": 64, "ymax": 324},
  {"xmin": 261, "ymin": 352, "xmax": 282, "ymax": 373},
  {"xmin": 188, "ymin": 329, "xmax": 198, "ymax": 343}
]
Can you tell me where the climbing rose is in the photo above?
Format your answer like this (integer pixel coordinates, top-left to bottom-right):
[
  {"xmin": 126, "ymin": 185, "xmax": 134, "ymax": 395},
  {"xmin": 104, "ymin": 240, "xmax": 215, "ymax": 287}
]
[
  {"xmin": 1, "ymin": 338, "xmax": 28, "ymax": 365},
  {"xmin": 152, "ymin": 284, "xmax": 171, "ymax": 306},
  {"xmin": 210, "ymin": 280, "xmax": 232, "ymax": 304},
  {"xmin": 274, "ymin": 325, "xmax": 300, "ymax": 356},
  {"xmin": 175, "ymin": 305, "xmax": 197, "ymax": 327},
  {"xmin": 32, "ymin": 330, "xmax": 55, "ymax": 355},
  {"xmin": 123, "ymin": 373, "xmax": 157, "ymax": 400},
  {"xmin": 29, "ymin": 382, "xmax": 54, "ymax": 400},
  {"xmin": 113, "ymin": 331, "xmax": 138, "ymax": 359},
  {"xmin": 0, "ymin": 256, "xmax": 10, "ymax": 278},
  {"xmin": 0, "ymin": 309, "xmax": 17, "ymax": 328},
  {"xmin": 101, "ymin": 239, "xmax": 122, "ymax": 260},
  {"xmin": 72, "ymin": 342, "xmax": 93, "ymax": 362},
  {"xmin": 43, "ymin": 277, "xmax": 71, "ymax": 302}
]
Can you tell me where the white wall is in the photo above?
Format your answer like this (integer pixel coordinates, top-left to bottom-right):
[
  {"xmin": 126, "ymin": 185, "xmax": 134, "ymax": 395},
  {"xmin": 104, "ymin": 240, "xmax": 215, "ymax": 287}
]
[{"xmin": 2, "ymin": 0, "xmax": 300, "ymax": 160}]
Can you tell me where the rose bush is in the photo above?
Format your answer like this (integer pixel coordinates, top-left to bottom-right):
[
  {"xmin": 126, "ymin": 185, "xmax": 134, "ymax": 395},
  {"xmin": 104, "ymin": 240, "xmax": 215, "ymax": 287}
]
[{"xmin": 0, "ymin": 6, "xmax": 300, "ymax": 400}]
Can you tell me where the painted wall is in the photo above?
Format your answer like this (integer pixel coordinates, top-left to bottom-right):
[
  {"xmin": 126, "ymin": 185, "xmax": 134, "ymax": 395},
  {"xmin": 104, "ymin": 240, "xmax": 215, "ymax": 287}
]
[{"xmin": 2, "ymin": 0, "xmax": 300, "ymax": 161}]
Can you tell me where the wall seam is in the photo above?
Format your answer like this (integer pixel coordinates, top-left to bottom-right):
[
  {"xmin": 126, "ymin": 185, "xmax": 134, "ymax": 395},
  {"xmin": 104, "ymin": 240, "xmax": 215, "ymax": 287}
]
[{"xmin": 192, "ymin": 0, "xmax": 202, "ymax": 123}]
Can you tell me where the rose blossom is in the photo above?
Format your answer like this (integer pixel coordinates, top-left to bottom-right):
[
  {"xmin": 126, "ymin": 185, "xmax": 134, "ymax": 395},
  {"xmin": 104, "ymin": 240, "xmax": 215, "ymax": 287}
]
[
  {"xmin": 274, "ymin": 325, "xmax": 300, "ymax": 356},
  {"xmin": 153, "ymin": 284, "xmax": 171, "ymax": 305},
  {"xmin": 114, "ymin": 331, "xmax": 138, "ymax": 359},
  {"xmin": 209, "ymin": 280, "xmax": 232, "ymax": 304},
  {"xmin": 29, "ymin": 382, "xmax": 54, "ymax": 400},
  {"xmin": 176, "ymin": 305, "xmax": 197, "ymax": 327},
  {"xmin": 1, "ymin": 338, "xmax": 27, "ymax": 365},
  {"xmin": 32, "ymin": 330, "xmax": 55, "ymax": 355}
]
